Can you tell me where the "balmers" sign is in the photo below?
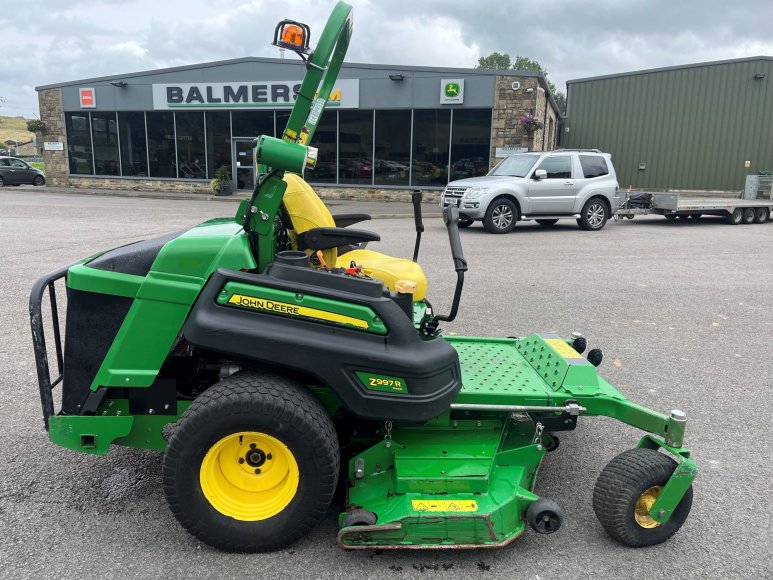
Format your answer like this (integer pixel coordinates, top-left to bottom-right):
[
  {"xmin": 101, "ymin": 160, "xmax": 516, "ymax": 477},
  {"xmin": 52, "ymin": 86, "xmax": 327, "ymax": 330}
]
[{"xmin": 151, "ymin": 79, "xmax": 359, "ymax": 110}]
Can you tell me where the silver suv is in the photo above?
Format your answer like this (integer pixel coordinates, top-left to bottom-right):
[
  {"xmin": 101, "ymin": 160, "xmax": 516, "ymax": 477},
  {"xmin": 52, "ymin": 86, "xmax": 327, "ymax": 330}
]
[{"xmin": 441, "ymin": 150, "xmax": 621, "ymax": 233}]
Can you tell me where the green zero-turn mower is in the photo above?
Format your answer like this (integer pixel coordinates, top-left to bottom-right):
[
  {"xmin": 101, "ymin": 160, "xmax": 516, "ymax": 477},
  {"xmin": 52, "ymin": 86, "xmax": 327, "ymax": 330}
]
[{"xmin": 30, "ymin": 2, "xmax": 696, "ymax": 552}]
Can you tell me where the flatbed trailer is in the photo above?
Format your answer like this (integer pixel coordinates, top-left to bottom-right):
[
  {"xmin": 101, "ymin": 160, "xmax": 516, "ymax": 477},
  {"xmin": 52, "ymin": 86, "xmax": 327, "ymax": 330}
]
[{"xmin": 617, "ymin": 191, "xmax": 772, "ymax": 225}]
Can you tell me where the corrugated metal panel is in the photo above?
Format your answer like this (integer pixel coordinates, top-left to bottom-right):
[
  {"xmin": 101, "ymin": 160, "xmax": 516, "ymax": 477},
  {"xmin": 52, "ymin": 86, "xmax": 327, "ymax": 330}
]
[{"xmin": 564, "ymin": 58, "xmax": 773, "ymax": 191}]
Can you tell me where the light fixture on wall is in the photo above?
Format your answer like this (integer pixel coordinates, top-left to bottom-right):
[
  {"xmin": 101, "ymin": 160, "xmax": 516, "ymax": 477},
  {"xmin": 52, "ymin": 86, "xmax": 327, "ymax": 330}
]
[
  {"xmin": 389, "ymin": 74, "xmax": 404, "ymax": 81},
  {"xmin": 110, "ymin": 81, "xmax": 128, "ymax": 88},
  {"xmin": 753, "ymin": 73, "xmax": 766, "ymax": 80}
]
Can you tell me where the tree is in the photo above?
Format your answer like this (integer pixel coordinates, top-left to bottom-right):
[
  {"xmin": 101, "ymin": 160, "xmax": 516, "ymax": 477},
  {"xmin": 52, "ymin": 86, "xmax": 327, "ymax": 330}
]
[{"xmin": 476, "ymin": 52, "xmax": 566, "ymax": 115}]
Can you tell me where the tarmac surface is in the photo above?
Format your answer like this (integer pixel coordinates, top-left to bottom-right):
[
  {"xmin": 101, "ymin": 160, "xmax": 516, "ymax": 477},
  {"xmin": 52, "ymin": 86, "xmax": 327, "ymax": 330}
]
[{"xmin": 1, "ymin": 187, "xmax": 771, "ymax": 579}]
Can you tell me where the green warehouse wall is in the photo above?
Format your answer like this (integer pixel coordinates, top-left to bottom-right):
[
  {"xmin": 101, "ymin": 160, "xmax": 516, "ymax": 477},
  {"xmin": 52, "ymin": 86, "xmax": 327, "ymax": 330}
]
[{"xmin": 564, "ymin": 57, "xmax": 773, "ymax": 192}]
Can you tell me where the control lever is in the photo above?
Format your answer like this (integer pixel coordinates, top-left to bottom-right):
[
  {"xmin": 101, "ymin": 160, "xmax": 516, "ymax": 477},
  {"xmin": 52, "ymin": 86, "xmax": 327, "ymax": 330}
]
[
  {"xmin": 411, "ymin": 190, "xmax": 424, "ymax": 262},
  {"xmin": 434, "ymin": 205, "xmax": 467, "ymax": 323}
]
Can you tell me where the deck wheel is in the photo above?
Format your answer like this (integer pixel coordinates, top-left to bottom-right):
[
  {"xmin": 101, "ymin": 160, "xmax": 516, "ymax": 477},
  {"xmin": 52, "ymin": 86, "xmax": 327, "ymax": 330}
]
[{"xmin": 592, "ymin": 448, "xmax": 692, "ymax": 547}]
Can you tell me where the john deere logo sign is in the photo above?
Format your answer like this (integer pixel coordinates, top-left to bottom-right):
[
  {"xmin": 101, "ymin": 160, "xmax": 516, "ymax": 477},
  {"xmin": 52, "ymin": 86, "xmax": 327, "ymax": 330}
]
[
  {"xmin": 440, "ymin": 78, "xmax": 464, "ymax": 104},
  {"xmin": 151, "ymin": 79, "xmax": 359, "ymax": 110},
  {"xmin": 445, "ymin": 82, "xmax": 460, "ymax": 97}
]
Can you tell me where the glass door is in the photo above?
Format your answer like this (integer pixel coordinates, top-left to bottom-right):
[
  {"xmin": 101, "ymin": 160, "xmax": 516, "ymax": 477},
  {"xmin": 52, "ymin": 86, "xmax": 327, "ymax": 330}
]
[{"xmin": 232, "ymin": 139, "xmax": 256, "ymax": 191}]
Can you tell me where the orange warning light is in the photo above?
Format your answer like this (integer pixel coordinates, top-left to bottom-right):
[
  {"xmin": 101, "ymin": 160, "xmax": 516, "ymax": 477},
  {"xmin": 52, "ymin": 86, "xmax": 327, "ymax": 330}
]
[{"xmin": 273, "ymin": 20, "xmax": 311, "ymax": 54}]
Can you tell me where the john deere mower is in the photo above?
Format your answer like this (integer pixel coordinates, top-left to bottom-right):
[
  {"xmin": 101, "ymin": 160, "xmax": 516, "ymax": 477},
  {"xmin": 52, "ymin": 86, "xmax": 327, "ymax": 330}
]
[{"xmin": 30, "ymin": 2, "xmax": 695, "ymax": 552}]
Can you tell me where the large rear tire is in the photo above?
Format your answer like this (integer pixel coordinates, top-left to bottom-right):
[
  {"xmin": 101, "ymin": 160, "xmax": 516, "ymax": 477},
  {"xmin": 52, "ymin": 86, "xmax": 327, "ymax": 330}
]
[
  {"xmin": 593, "ymin": 448, "xmax": 692, "ymax": 547},
  {"xmin": 163, "ymin": 372, "xmax": 339, "ymax": 552}
]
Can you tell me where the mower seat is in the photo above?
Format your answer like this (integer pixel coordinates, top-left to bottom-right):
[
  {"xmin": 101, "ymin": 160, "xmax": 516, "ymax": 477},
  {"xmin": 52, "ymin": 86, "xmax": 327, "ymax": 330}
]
[{"xmin": 282, "ymin": 173, "xmax": 428, "ymax": 300}]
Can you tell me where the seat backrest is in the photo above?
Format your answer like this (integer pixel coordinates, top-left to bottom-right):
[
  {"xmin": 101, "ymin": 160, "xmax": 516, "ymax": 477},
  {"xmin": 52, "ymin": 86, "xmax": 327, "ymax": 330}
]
[{"xmin": 282, "ymin": 173, "xmax": 338, "ymax": 267}]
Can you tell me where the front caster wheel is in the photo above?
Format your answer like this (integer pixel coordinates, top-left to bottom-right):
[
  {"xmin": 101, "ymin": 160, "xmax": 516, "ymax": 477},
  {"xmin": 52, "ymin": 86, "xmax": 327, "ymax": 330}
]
[
  {"xmin": 593, "ymin": 448, "xmax": 692, "ymax": 547},
  {"xmin": 527, "ymin": 498, "xmax": 564, "ymax": 534},
  {"xmin": 163, "ymin": 372, "xmax": 339, "ymax": 552}
]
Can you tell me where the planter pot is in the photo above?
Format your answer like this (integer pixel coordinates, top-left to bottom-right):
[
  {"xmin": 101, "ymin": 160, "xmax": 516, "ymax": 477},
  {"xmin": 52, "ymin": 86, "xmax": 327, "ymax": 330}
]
[{"xmin": 216, "ymin": 182, "xmax": 232, "ymax": 196}]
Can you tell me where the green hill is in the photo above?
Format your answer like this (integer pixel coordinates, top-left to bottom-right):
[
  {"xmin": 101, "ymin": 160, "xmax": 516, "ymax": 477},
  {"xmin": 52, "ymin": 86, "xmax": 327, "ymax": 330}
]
[{"xmin": 0, "ymin": 116, "xmax": 35, "ymax": 147}]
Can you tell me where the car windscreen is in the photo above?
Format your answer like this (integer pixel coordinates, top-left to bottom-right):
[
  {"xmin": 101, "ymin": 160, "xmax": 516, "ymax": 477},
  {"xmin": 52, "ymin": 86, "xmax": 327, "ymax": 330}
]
[{"xmin": 488, "ymin": 154, "xmax": 539, "ymax": 177}]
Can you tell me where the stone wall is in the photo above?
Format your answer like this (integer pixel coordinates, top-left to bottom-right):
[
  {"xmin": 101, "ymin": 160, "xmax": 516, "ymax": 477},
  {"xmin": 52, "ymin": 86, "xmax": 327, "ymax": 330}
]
[
  {"xmin": 490, "ymin": 76, "xmax": 560, "ymax": 167},
  {"xmin": 38, "ymin": 88, "xmax": 69, "ymax": 186},
  {"xmin": 65, "ymin": 176, "xmax": 441, "ymax": 203}
]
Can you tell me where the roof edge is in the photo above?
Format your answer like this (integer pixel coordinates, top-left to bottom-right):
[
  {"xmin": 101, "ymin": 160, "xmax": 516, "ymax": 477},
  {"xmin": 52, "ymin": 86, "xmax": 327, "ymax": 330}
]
[
  {"xmin": 567, "ymin": 55, "xmax": 773, "ymax": 84},
  {"xmin": 35, "ymin": 56, "xmax": 544, "ymax": 91}
]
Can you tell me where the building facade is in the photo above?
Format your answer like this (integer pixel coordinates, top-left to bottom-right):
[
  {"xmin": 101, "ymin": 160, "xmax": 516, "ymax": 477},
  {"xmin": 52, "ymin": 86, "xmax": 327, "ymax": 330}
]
[
  {"xmin": 36, "ymin": 57, "xmax": 559, "ymax": 200},
  {"xmin": 564, "ymin": 56, "xmax": 773, "ymax": 192}
]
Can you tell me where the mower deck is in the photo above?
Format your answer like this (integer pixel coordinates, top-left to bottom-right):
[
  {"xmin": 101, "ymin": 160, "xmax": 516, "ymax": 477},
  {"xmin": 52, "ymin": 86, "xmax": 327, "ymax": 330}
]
[{"xmin": 339, "ymin": 333, "xmax": 626, "ymax": 549}]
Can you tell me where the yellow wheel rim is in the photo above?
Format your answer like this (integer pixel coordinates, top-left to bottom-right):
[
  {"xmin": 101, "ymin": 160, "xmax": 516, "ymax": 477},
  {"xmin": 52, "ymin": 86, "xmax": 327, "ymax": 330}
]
[
  {"xmin": 199, "ymin": 431, "xmax": 299, "ymax": 521},
  {"xmin": 634, "ymin": 485, "xmax": 663, "ymax": 529}
]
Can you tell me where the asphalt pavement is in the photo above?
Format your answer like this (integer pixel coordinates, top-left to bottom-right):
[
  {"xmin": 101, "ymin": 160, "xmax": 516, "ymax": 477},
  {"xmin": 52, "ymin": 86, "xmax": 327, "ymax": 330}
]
[{"xmin": 0, "ymin": 188, "xmax": 771, "ymax": 579}]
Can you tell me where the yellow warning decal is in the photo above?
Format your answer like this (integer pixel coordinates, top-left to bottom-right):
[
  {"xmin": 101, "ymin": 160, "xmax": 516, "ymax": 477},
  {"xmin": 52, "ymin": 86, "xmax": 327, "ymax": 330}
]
[
  {"xmin": 228, "ymin": 294, "xmax": 368, "ymax": 329},
  {"xmin": 411, "ymin": 499, "xmax": 478, "ymax": 513},
  {"xmin": 545, "ymin": 338, "xmax": 583, "ymax": 360}
]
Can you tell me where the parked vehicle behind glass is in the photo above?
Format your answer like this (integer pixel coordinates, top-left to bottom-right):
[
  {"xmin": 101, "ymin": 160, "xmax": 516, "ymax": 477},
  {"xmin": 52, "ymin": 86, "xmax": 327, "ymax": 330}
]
[{"xmin": 441, "ymin": 150, "xmax": 621, "ymax": 233}]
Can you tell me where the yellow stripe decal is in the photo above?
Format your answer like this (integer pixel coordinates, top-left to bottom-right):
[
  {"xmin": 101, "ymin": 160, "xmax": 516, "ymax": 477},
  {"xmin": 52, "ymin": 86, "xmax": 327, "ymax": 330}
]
[
  {"xmin": 545, "ymin": 338, "xmax": 583, "ymax": 360},
  {"xmin": 228, "ymin": 294, "xmax": 369, "ymax": 329},
  {"xmin": 411, "ymin": 499, "xmax": 478, "ymax": 513}
]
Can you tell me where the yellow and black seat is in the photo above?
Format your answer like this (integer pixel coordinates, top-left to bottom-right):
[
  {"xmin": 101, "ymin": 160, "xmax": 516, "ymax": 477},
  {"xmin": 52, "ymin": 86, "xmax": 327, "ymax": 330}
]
[{"xmin": 282, "ymin": 173, "xmax": 428, "ymax": 300}]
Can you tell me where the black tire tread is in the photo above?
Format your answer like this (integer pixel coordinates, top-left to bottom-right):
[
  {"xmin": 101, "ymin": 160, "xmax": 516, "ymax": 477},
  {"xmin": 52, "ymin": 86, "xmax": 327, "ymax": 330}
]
[
  {"xmin": 592, "ymin": 448, "xmax": 692, "ymax": 547},
  {"xmin": 163, "ymin": 371, "xmax": 339, "ymax": 552}
]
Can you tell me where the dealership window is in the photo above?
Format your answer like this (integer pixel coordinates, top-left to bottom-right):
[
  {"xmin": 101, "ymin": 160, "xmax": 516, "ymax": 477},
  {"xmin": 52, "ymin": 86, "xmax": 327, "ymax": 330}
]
[
  {"xmin": 232, "ymin": 111, "xmax": 274, "ymax": 138},
  {"xmin": 118, "ymin": 112, "xmax": 148, "ymax": 176},
  {"xmin": 206, "ymin": 112, "xmax": 231, "ymax": 179},
  {"xmin": 175, "ymin": 112, "xmax": 206, "ymax": 179},
  {"xmin": 374, "ymin": 110, "xmax": 411, "ymax": 186},
  {"xmin": 91, "ymin": 112, "xmax": 120, "ymax": 176},
  {"xmin": 306, "ymin": 111, "xmax": 337, "ymax": 184},
  {"xmin": 146, "ymin": 112, "xmax": 176, "ymax": 178},
  {"xmin": 338, "ymin": 110, "xmax": 373, "ymax": 185},
  {"xmin": 65, "ymin": 112, "xmax": 93, "ymax": 175},
  {"xmin": 412, "ymin": 109, "xmax": 450, "ymax": 186},
  {"xmin": 449, "ymin": 109, "xmax": 491, "ymax": 181}
]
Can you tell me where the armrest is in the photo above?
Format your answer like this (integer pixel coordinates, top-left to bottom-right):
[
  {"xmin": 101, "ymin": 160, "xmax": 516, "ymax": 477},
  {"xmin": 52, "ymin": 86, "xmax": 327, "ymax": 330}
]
[
  {"xmin": 332, "ymin": 213, "xmax": 371, "ymax": 228},
  {"xmin": 296, "ymin": 227, "xmax": 381, "ymax": 251}
]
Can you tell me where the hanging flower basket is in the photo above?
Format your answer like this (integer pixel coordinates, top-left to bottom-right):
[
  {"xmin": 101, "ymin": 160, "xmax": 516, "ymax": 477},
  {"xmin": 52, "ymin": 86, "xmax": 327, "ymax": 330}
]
[{"xmin": 519, "ymin": 114, "xmax": 544, "ymax": 135}]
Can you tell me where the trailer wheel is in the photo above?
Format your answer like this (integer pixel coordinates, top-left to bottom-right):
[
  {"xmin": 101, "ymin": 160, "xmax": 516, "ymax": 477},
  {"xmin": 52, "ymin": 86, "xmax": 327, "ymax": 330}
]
[
  {"xmin": 163, "ymin": 372, "xmax": 339, "ymax": 552},
  {"xmin": 593, "ymin": 448, "xmax": 692, "ymax": 547},
  {"xmin": 664, "ymin": 215, "xmax": 677, "ymax": 220},
  {"xmin": 724, "ymin": 208, "xmax": 743, "ymax": 225},
  {"xmin": 742, "ymin": 208, "xmax": 756, "ymax": 224},
  {"xmin": 754, "ymin": 207, "xmax": 769, "ymax": 224}
]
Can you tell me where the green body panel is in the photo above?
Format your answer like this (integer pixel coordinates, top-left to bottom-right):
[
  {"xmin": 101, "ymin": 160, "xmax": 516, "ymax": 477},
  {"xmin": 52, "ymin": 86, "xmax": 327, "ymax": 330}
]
[
  {"xmin": 218, "ymin": 281, "xmax": 387, "ymax": 334},
  {"xmin": 48, "ymin": 400, "xmax": 192, "ymax": 454},
  {"xmin": 71, "ymin": 220, "xmax": 256, "ymax": 390}
]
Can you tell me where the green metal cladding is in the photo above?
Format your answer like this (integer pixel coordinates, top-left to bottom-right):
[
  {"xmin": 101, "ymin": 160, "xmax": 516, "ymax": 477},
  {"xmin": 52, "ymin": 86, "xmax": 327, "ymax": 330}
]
[{"xmin": 564, "ymin": 57, "xmax": 773, "ymax": 191}]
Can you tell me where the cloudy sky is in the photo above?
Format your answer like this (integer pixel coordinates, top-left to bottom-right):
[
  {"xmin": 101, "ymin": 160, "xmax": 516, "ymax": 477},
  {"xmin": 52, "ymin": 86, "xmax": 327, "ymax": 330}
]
[{"xmin": 2, "ymin": 0, "xmax": 772, "ymax": 117}]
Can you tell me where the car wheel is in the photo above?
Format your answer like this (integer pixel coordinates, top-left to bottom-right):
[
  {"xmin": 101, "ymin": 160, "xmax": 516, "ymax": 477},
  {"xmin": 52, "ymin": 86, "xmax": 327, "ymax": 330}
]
[
  {"xmin": 458, "ymin": 218, "xmax": 474, "ymax": 229},
  {"xmin": 0, "ymin": 176, "xmax": 4, "ymax": 187},
  {"xmin": 483, "ymin": 198, "xmax": 518, "ymax": 234},
  {"xmin": 535, "ymin": 219, "xmax": 559, "ymax": 226},
  {"xmin": 578, "ymin": 198, "xmax": 608, "ymax": 231},
  {"xmin": 754, "ymin": 207, "xmax": 769, "ymax": 224},
  {"xmin": 33, "ymin": 175, "xmax": 45, "ymax": 186}
]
